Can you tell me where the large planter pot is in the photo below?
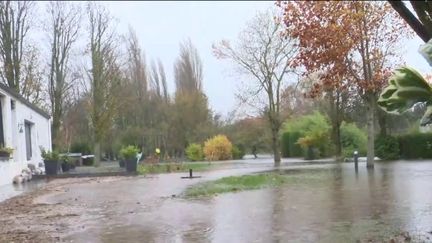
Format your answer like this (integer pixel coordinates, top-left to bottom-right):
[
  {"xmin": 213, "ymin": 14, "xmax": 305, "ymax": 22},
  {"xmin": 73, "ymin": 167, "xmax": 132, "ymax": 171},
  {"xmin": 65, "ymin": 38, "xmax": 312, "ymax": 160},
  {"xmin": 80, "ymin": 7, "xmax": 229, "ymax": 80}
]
[
  {"xmin": 125, "ymin": 159, "xmax": 137, "ymax": 172},
  {"xmin": 44, "ymin": 160, "xmax": 60, "ymax": 175},
  {"xmin": 61, "ymin": 162, "xmax": 70, "ymax": 172},
  {"xmin": 119, "ymin": 160, "xmax": 125, "ymax": 168},
  {"xmin": 0, "ymin": 151, "xmax": 11, "ymax": 158}
]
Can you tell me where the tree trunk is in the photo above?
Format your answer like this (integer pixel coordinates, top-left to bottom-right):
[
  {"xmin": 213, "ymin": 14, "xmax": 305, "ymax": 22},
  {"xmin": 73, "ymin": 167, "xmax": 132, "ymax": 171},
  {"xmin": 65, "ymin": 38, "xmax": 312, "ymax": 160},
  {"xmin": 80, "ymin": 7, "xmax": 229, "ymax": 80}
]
[
  {"xmin": 94, "ymin": 141, "xmax": 101, "ymax": 167},
  {"xmin": 327, "ymin": 91, "xmax": 342, "ymax": 160},
  {"xmin": 366, "ymin": 94, "xmax": 375, "ymax": 168},
  {"xmin": 51, "ymin": 117, "xmax": 61, "ymax": 149},
  {"xmin": 271, "ymin": 128, "xmax": 281, "ymax": 167},
  {"xmin": 331, "ymin": 122, "xmax": 342, "ymax": 160}
]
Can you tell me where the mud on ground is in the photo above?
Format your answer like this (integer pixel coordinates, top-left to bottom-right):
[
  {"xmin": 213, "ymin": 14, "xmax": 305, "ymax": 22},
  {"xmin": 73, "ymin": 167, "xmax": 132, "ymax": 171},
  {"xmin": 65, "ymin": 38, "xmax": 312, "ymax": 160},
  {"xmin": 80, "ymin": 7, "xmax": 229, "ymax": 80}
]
[{"xmin": 0, "ymin": 177, "xmax": 129, "ymax": 242}]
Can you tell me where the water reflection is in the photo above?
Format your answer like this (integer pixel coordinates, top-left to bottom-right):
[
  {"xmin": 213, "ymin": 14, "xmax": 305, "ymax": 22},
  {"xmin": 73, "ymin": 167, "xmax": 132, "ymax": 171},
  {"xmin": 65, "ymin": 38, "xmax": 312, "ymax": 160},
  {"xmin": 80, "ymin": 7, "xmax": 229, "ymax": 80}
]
[{"xmin": 0, "ymin": 179, "xmax": 46, "ymax": 202}]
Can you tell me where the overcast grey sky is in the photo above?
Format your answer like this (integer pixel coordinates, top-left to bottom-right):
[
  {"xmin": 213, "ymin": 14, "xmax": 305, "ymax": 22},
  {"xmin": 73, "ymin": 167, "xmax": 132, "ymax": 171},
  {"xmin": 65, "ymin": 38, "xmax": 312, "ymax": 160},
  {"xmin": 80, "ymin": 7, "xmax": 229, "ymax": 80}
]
[{"xmin": 62, "ymin": 1, "xmax": 432, "ymax": 118}]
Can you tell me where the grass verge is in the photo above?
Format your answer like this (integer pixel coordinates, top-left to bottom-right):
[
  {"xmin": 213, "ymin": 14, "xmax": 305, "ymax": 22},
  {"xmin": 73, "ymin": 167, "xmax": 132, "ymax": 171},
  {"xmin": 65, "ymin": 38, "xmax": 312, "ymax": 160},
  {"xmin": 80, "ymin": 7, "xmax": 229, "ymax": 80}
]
[
  {"xmin": 137, "ymin": 162, "xmax": 220, "ymax": 175},
  {"xmin": 184, "ymin": 173, "xmax": 287, "ymax": 198},
  {"xmin": 183, "ymin": 169, "xmax": 335, "ymax": 198}
]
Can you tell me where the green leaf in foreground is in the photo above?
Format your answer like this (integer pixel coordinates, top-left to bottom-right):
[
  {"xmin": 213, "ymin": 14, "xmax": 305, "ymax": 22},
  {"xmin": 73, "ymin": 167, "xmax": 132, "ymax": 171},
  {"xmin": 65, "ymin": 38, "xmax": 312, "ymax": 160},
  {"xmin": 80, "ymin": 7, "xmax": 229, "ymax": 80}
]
[{"xmin": 378, "ymin": 66, "xmax": 432, "ymax": 126}]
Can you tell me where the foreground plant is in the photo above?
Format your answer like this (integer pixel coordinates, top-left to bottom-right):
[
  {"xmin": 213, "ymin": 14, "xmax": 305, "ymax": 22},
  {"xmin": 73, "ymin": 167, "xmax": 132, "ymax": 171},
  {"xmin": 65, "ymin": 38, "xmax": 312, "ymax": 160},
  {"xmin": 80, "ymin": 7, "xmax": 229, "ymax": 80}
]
[{"xmin": 378, "ymin": 40, "xmax": 432, "ymax": 125}]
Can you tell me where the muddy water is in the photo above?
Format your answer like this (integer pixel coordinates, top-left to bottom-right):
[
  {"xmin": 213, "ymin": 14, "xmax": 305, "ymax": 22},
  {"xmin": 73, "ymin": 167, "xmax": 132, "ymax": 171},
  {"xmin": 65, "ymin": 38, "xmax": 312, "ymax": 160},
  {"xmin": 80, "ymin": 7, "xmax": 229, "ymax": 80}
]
[
  {"xmin": 39, "ymin": 160, "xmax": 432, "ymax": 242},
  {"xmin": 0, "ymin": 179, "xmax": 46, "ymax": 203}
]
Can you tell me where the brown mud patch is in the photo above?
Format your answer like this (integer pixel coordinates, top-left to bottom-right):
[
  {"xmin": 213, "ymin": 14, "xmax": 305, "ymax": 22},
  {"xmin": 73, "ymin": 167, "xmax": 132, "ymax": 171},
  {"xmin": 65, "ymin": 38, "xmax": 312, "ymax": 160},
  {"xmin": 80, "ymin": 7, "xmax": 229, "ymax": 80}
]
[{"xmin": 0, "ymin": 177, "xmax": 129, "ymax": 242}]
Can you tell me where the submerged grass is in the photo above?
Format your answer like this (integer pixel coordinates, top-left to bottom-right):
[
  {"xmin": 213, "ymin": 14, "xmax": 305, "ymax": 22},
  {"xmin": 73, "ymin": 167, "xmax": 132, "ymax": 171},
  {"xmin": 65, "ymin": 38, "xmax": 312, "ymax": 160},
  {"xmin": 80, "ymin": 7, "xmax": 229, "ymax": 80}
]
[
  {"xmin": 138, "ymin": 162, "xmax": 220, "ymax": 175},
  {"xmin": 184, "ymin": 173, "xmax": 286, "ymax": 198},
  {"xmin": 184, "ymin": 168, "xmax": 336, "ymax": 198}
]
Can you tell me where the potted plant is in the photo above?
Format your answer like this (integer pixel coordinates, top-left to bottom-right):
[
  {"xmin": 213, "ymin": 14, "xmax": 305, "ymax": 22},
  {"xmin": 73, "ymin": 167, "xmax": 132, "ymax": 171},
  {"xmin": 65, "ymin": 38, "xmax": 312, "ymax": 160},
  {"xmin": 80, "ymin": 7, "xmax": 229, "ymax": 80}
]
[
  {"xmin": 119, "ymin": 145, "xmax": 139, "ymax": 172},
  {"xmin": 69, "ymin": 158, "xmax": 77, "ymax": 170},
  {"xmin": 60, "ymin": 155, "xmax": 71, "ymax": 173},
  {"xmin": 41, "ymin": 148, "xmax": 60, "ymax": 175},
  {"xmin": 119, "ymin": 158, "xmax": 125, "ymax": 168},
  {"xmin": 0, "ymin": 146, "xmax": 13, "ymax": 158}
]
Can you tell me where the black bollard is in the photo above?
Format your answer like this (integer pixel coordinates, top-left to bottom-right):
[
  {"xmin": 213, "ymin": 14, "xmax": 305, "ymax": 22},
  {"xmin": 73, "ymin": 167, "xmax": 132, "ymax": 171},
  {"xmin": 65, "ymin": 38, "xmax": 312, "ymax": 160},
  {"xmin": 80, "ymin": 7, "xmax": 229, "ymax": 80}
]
[
  {"xmin": 354, "ymin": 150, "xmax": 359, "ymax": 170},
  {"xmin": 181, "ymin": 168, "xmax": 201, "ymax": 179}
]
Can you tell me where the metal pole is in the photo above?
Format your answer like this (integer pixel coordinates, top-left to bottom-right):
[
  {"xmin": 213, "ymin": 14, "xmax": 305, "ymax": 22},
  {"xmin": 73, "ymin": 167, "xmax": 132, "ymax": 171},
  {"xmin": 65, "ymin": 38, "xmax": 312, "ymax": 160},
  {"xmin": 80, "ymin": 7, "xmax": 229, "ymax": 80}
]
[
  {"xmin": 189, "ymin": 169, "xmax": 193, "ymax": 178},
  {"xmin": 354, "ymin": 150, "xmax": 358, "ymax": 170}
]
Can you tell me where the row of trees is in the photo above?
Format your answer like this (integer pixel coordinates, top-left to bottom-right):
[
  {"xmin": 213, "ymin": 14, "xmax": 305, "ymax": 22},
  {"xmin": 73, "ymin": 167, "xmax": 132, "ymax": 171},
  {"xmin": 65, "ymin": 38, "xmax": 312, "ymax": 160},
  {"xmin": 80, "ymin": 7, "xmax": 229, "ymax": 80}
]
[
  {"xmin": 0, "ymin": 1, "xmax": 218, "ymax": 165},
  {"xmin": 0, "ymin": 1, "xmax": 418, "ymax": 167},
  {"xmin": 213, "ymin": 2, "xmax": 413, "ymax": 167},
  {"xmin": 65, "ymin": 6, "xmax": 215, "ymax": 164}
]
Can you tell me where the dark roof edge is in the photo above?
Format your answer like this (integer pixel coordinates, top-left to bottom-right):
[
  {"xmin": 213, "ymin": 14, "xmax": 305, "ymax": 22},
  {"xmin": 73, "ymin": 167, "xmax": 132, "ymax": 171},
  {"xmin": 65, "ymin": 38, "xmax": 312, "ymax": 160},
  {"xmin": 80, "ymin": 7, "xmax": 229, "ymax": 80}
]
[{"xmin": 0, "ymin": 83, "xmax": 51, "ymax": 119}]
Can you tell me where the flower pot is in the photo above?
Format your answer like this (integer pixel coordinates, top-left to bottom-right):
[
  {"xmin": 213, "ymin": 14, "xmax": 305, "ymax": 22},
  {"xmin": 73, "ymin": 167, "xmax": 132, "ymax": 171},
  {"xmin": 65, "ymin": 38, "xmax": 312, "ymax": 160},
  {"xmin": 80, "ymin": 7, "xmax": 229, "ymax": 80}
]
[
  {"xmin": 125, "ymin": 159, "xmax": 137, "ymax": 172},
  {"xmin": 0, "ymin": 151, "xmax": 10, "ymax": 158},
  {"xmin": 61, "ymin": 162, "xmax": 70, "ymax": 173},
  {"xmin": 44, "ymin": 160, "xmax": 60, "ymax": 175},
  {"xmin": 119, "ymin": 160, "xmax": 125, "ymax": 168}
]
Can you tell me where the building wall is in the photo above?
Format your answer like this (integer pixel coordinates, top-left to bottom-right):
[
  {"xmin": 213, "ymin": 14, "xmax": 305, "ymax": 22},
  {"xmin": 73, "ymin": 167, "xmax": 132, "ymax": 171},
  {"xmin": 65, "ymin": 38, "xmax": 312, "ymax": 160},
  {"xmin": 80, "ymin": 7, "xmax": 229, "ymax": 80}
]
[{"xmin": 0, "ymin": 89, "xmax": 51, "ymax": 186}]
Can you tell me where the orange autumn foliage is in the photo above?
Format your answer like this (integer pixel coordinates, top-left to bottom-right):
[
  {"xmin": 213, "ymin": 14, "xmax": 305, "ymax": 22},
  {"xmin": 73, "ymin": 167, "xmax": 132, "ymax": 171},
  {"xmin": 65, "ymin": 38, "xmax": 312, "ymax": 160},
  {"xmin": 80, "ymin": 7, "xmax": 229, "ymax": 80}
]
[
  {"xmin": 203, "ymin": 135, "xmax": 233, "ymax": 161},
  {"xmin": 277, "ymin": 1, "xmax": 411, "ymax": 97}
]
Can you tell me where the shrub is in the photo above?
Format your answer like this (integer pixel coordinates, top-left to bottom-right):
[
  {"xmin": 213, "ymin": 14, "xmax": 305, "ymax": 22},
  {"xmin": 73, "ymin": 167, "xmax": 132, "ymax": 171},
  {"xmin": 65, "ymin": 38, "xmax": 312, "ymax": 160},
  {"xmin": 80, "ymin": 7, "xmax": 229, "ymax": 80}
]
[
  {"xmin": 82, "ymin": 157, "xmax": 94, "ymax": 166},
  {"xmin": 281, "ymin": 132, "xmax": 290, "ymax": 157},
  {"xmin": 119, "ymin": 145, "xmax": 140, "ymax": 160},
  {"xmin": 70, "ymin": 142, "xmax": 92, "ymax": 155},
  {"xmin": 185, "ymin": 143, "xmax": 204, "ymax": 161},
  {"xmin": 203, "ymin": 135, "xmax": 233, "ymax": 161},
  {"xmin": 375, "ymin": 135, "xmax": 399, "ymax": 160},
  {"xmin": 398, "ymin": 133, "xmax": 432, "ymax": 159},
  {"xmin": 340, "ymin": 122, "xmax": 367, "ymax": 158},
  {"xmin": 232, "ymin": 144, "xmax": 245, "ymax": 159},
  {"xmin": 283, "ymin": 111, "xmax": 331, "ymax": 159},
  {"xmin": 281, "ymin": 131, "xmax": 303, "ymax": 157}
]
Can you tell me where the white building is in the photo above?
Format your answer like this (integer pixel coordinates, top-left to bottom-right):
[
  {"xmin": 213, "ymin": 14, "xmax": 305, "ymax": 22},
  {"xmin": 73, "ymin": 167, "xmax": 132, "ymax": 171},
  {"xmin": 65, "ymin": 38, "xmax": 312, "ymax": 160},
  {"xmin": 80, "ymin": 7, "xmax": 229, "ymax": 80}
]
[{"xmin": 0, "ymin": 83, "xmax": 52, "ymax": 186}]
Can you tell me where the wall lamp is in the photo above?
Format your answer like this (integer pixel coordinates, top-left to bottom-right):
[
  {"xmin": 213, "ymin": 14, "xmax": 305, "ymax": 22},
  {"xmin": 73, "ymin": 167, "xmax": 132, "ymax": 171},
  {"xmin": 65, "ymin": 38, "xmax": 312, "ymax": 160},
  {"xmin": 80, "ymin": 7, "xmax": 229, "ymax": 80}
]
[{"xmin": 18, "ymin": 123, "xmax": 23, "ymax": 133}]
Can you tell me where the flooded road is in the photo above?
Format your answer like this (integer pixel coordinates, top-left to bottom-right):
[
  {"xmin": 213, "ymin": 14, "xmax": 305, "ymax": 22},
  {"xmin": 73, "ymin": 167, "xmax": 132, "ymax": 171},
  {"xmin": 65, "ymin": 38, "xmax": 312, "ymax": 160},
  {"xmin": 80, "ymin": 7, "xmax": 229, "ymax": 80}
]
[{"xmin": 27, "ymin": 160, "xmax": 432, "ymax": 242}]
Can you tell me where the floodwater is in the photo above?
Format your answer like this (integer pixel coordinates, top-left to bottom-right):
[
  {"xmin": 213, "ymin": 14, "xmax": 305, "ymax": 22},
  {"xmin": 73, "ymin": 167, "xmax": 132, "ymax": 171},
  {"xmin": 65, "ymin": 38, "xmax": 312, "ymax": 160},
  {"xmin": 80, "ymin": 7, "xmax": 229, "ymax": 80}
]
[
  {"xmin": 0, "ymin": 179, "xmax": 46, "ymax": 203},
  {"xmin": 36, "ymin": 159, "xmax": 432, "ymax": 242}
]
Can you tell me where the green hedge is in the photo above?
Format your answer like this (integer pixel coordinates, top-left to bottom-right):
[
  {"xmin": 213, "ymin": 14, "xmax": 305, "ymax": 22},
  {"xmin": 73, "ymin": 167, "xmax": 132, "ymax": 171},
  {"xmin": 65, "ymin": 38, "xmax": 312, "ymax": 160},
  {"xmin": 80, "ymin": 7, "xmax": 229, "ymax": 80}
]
[
  {"xmin": 281, "ymin": 131, "xmax": 303, "ymax": 157},
  {"xmin": 340, "ymin": 122, "xmax": 367, "ymax": 158},
  {"xmin": 232, "ymin": 144, "xmax": 245, "ymax": 159},
  {"xmin": 375, "ymin": 135, "xmax": 399, "ymax": 160},
  {"xmin": 281, "ymin": 132, "xmax": 290, "ymax": 157},
  {"xmin": 398, "ymin": 133, "xmax": 432, "ymax": 159}
]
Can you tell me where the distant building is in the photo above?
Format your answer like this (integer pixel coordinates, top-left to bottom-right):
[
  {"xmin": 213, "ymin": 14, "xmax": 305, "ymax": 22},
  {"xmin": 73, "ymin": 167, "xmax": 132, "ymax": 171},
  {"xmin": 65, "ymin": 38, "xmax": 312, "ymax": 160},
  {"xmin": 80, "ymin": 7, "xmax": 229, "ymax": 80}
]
[{"xmin": 0, "ymin": 83, "xmax": 51, "ymax": 186}]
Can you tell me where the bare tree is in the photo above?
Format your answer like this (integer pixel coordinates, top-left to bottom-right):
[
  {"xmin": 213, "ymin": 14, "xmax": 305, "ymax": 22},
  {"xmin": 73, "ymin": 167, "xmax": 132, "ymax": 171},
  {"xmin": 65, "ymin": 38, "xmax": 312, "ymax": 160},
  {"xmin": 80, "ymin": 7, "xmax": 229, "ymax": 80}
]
[
  {"xmin": 46, "ymin": 1, "xmax": 81, "ymax": 149},
  {"xmin": 150, "ymin": 59, "xmax": 161, "ymax": 97},
  {"xmin": 172, "ymin": 39, "xmax": 211, "ymax": 153},
  {"xmin": 158, "ymin": 59, "xmax": 168, "ymax": 102},
  {"xmin": 213, "ymin": 9, "xmax": 298, "ymax": 166},
  {"xmin": 174, "ymin": 39, "xmax": 203, "ymax": 95},
  {"xmin": 20, "ymin": 45, "xmax": 45, "ymax": 106},
  {"xmin": 126, "ymin": 27, "xmax": 148, "ymax": 99},
  {"xmin": 87, "ymin": 2, "xmax": 122, "ymax": 166},
  {"xmin": 0, "ymin": 1, "xmax": 32, "ymax": 92}
]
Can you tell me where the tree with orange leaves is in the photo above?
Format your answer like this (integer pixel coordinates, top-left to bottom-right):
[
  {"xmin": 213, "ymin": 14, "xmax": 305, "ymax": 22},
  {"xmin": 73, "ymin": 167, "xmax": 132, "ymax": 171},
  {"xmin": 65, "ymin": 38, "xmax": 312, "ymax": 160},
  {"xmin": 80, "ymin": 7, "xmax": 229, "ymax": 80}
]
[{"xmin": 278, "ymin": 1, "xmax": 410, "ymax": 167}]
